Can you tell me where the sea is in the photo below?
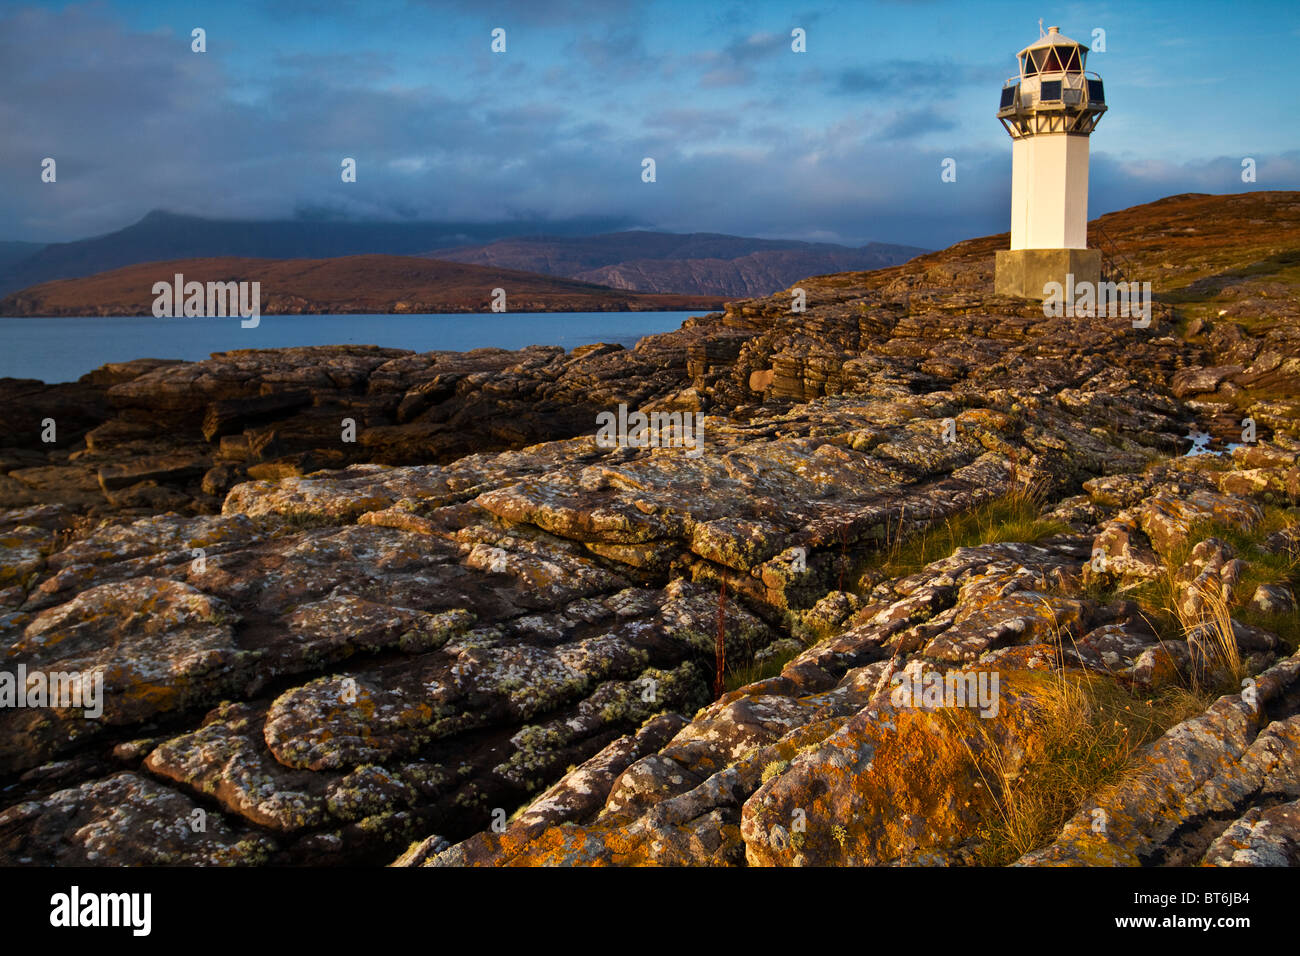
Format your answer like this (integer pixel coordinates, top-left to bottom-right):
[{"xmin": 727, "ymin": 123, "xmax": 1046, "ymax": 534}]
[{"xmin": 0, "ymin": 311, "xmax": 701, "ymax": 384}]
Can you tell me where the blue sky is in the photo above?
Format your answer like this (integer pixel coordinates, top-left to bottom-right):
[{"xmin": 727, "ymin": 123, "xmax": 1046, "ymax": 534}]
[{"xmin": 2, "ymin": 0, "xmax": 1297, "ymax": 248}]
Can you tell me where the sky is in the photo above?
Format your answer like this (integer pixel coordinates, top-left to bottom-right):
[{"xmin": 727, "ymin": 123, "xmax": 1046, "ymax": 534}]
[{"xmin": 2, "ymin": 0, "xmax": 1298, "ymax": 249}]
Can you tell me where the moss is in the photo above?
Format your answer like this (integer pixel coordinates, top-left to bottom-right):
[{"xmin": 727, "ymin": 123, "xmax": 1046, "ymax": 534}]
[
  {"xmin": 398, "ymin": 607, "xmax": 475, "ymax": 653},
  {"xmin": 230, "ymin": 838, "xmax": 275, "ymax": 866},
  {"xmin": 761, "ymin": 759, "xmax": 790, "ymax": 784},
  {"xmin": 598, "ymin": 663, "xmax": 707, "ymax": 723},
  {"xmin": 276, "ymin": 511, "xmax": 342, "ymax": 531}
]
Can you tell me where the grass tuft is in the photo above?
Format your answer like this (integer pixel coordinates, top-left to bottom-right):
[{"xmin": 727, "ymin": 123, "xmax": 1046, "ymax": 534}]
[
  {"xmin": 866, "ymin": 483, "xmax": 1069, "ymax": 581},
  {"xmin": 968, "ymin": 666, "xmax": 1209, "ymax": 866}
]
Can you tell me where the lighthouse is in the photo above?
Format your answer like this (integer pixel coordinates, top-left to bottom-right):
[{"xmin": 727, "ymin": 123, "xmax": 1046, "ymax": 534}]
[{"xmin": 994, "ymin": 24, "xmax": 1107, "ymax": 298}]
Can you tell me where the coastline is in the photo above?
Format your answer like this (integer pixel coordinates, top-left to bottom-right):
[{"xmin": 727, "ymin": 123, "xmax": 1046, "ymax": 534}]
[{"xmin": 2, "ymin": 191, "xmax": 1298, "ymax": 869}]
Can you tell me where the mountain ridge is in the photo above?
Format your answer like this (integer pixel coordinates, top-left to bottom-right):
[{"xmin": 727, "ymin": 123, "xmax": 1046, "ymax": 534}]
[
  {"xmin": 424, "ymin": 231, "xmax": 928, "ymax": 296},
  {"xmin": 0, "ymin": 211, "xmax": 638, "ymax": 297},
  {"xmin": 0, "ymin": 211, "xmax": 927, "ymax": 300},
  {"xmin": 0, "ymin": 254, "xmax": 725, "ymax": 317}
]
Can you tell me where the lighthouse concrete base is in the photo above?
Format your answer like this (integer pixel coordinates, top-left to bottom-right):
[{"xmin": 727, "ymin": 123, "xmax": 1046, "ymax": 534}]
[{"xmin": 994, "ymin": 248, "xmax": 1101, "ymax": 300}]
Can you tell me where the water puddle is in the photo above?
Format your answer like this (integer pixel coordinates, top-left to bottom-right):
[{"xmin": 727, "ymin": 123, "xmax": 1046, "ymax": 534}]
[{"xmin": 1182, "ymin": 427, "xmax": 1242, "ymax": 458}]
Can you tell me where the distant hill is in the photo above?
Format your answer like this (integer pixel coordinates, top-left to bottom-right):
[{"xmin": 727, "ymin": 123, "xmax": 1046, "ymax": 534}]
[
  {"xmin": 424, "ymin": 232, "xmax": 929, "ymax": 297},
  {"xmin": 0, "ymin": 211, "xmax": 636, "ymax": 296},
  {"xmin": 0, "ymin": 241, "xmax": 46, "ymax": 290},
  {"xmin": 0, "ymin": 255, "xmax": 726, "ymax": 317},
  {"xmin": 0, "ymin": 213, "xmax": 928, "ymax": 300}
]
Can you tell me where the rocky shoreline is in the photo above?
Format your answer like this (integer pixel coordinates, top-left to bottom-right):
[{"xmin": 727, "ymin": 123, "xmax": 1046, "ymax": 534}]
[{"xmin": 2, "ymin": 191, "xmax": 1298, "ymax": 866}]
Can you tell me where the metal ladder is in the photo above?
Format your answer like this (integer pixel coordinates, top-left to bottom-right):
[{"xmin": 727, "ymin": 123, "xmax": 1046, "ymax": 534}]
[{"xmin": 1092, "ymin": 221, "xmax": 1135, "ymax": 284}]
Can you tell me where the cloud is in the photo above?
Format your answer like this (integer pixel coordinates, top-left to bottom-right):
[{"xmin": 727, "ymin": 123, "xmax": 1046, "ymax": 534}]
[
  {"xmin": 689, "ymin": 30, "xmax": 790, "ymax": 88},
  {"xmin": 409, "ymin": 0, "xmax": 650, "ymax": 26},
  {"xmin": 877, "ymin": 108, "xmax": 958, "ymax": 141},
  {"xmin": 563, "ymin": 27, "xmax": 656, "ymax": 80},
  {"xmin": 1089, "ymin": 150, "xmax": 1300, "ymax": 207},
  {"xmin": 0, "ymin": 1, "xmax": 1295, "ymax": 253},
  {"xmin": 832, "ymin": 59, "xmax": 993, "ymax": 95},
  {"xmin": 643, "ymin": 108, "xmax": 742, "ymax": 139}
]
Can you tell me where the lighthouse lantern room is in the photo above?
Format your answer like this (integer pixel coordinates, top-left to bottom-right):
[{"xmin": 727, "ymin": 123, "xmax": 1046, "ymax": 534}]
[{"xmin": 994, "ymin": 25, "xmax": 1107, "ymax": 299}]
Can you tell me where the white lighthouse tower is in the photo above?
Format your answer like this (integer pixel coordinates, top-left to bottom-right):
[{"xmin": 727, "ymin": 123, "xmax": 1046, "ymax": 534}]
[{"xmin": 994, "ymin": 24, "xmax": 1107, "ymax": 298}]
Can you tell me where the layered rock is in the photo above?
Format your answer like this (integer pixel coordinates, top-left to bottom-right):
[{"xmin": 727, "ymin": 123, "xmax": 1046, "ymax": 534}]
[{"xmin": 2, "ymin": 191, "xmax": 1299, "ymax": 867}]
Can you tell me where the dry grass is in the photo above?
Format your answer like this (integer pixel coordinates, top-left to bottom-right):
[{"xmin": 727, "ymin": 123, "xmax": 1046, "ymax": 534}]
[
  {"xmin": 1091, "ymin": 507, "xmax": 1300, "ymax": 665},
  {"xmin": 977, "ymin": 506, "xmax": 1300, "ymax": 863},
  {"xmin": 963, "ymin": 607, "xmax": 1210, "ymax": 865},
  {"xmin": 713, "ymin": 580, "xmax": 727, "ymax": 699},
  {"xmin": 1184, "ymin": 582, "xmax": 1248, "ymax": 693},
  {"xmin": 967, "ymin": 663, "xmax": 1209, "ymax": 866}
]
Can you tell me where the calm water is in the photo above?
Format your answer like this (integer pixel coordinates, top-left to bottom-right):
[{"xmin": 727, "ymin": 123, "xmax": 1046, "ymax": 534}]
[{"xmin": 0, "ymin": 312, "xmax": 699, "ymax": 384}]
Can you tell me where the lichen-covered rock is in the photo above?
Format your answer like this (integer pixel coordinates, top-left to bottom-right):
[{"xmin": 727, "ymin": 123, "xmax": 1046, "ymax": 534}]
[
  {"xmin": 422, "ymin": 713, "xmax": 687, "ymax": 866},
  {"xmin": 1087, "ymin": 516, "xmax": 1163, "ymax": 585},
  {"xmin": 1203, "ymin": 799, "xmax": 1300, "ymax": 866},
  {"xmin": 5, "ymin": 191, "xmax": 1300, "ymax": 869},
  {"xmin": 145, "ymin": 702, "xmax": 333, "ymax": 832},
  {"xmin": 740, "ymin": 669, "xmax": 1049, "ymax": 866},
  {"xmin": 0, "ymin": 771, "xmax": 276, "ymax": 865},
  {"xmin": 1138, "ymin": 490, "xmax": 1263, "ymax": 559},
  {"xmin": 1068, "ymin": 622, "xmax": 1160, "ymax": 672},
  {"xmin": 1250, "ymin": 582, "xmax": 1297, "ymax": 615},
  {"xmin": 26, "ymin": 512, "xmax": 266, "ymax": 611},
  {"xmin": 1, "ymin": 577, "xmax": 249, "ymax": 772}
]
